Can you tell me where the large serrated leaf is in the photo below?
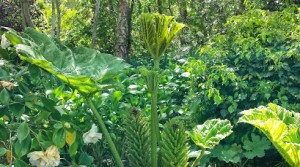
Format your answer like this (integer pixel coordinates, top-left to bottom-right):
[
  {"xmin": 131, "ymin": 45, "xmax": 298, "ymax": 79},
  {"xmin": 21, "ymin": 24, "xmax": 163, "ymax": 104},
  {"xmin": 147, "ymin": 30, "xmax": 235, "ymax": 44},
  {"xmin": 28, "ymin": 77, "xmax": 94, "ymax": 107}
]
[
  {"xmin": 188, "ymin": 119, "xmax": 233, "ymax": 149},
  {"xmin": 238, "ymin": 103, "xmax": 300, "ymax": 167},
  {"xmin": 4, "ymin": 28, "xmax": 129, "ymax": 96}
]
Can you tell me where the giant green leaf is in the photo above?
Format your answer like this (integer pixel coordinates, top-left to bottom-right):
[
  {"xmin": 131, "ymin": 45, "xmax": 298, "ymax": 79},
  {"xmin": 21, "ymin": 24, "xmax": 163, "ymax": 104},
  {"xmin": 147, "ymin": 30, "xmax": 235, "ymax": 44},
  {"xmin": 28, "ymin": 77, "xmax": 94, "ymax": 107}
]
[
  {"xmin": 4, "ymin": 28, "xmax": 129, "ymax": 96},
  {"xmin": 188, "ymin": 119, "xmax": 233, "ymax": 149},
  {"xmin": 238, "ymin": 103, "xmax": 300, "ymax": 167}
]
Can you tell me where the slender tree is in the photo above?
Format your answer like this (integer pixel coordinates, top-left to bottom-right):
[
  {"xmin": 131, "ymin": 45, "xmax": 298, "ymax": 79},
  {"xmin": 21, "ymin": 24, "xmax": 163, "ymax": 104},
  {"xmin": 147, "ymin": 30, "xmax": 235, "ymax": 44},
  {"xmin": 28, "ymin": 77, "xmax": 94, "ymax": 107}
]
[
  {"xmin": 51, "ymin": 0, "xmax": 56, "ymax": 38},
  {"xmin": 157, "ymin": 0, "xmax": 163, "ymax": 13},
  {"xmin": 55, "ymin": 0, "xmax": 61, "ymax": 40},
  {"xmin": 108, "ymin": 0, "xmax": 114, "ymax": 12},
  {"xmin": 91, "ymin": 0, "xmax": 101, "ymax": 48},
  {"xmin": 114, "ymin": 0, "xmax": 130, "ymax": 60},
  {"xmin": 20, "ymin": 0, "xmax": 34, "ymax": 28},
  {"xmin": 167, "ymin": 0, "xmax": 174, "ymax": 16},
  {"xmin": 177, "ymin": 0, "xmax": 188, "ymax": 23},
  {"xmin": 51, "ymin": 0, "xmax": 61, "ymax": 40}
]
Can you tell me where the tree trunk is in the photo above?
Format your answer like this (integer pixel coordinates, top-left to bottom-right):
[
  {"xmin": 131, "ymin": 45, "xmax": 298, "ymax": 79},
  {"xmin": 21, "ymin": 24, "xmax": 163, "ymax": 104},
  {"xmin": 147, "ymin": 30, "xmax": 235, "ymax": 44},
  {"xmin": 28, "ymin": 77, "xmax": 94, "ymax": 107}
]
[
  {"xmin": 128, "ymin": 0, "xmax": 134, "ymax": 53},
  {"xmin": 108, "ymin": 0, "xmax": 114, "ymax": 12},
  {"xmin": 177, "ymin": 0, "xmax": 188, "ymax": 23},
  {"xmin": 168, "ymin": 0, "xmax": 174, "ymax": 16},
  {"xmin": 20, "ymin": 0, "xmax": 34, "ymax": 28},
  {"xmin": 137, "ymin": 0, "xmax": 142, "ymax": 14},
  {"xmin": 51, "ymin": 0, "xmax": 56, "ymax": 38},
  {"xmin": 114, "ymin": 0, "xmax": 130, "ymax": 60},
  {"xmin": 91, "ymin": 0, "xmax": 101, "ymax": 48},
  {"xmin": 157, "ymin": 0, "xmax": 163, "ymax": 14},
  {"xmin": 55, "ymin": 0, "xmax": 61, "ymax": 40}
]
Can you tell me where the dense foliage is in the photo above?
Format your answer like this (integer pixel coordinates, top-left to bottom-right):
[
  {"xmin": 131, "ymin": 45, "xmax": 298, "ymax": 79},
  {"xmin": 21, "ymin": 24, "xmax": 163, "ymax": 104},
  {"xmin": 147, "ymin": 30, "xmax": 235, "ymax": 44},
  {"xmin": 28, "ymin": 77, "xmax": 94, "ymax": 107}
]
[{"xmin": 1, "ymin": 0, "xmax": 300, "ymax": 167}]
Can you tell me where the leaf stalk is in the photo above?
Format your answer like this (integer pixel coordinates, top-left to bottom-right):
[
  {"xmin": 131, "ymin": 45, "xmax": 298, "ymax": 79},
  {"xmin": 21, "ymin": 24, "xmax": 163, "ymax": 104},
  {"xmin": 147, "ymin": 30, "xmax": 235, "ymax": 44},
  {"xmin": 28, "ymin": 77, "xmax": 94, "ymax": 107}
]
[{"xmin": 86, "ymin": 97, "xmax": 124, "ymax": 167}]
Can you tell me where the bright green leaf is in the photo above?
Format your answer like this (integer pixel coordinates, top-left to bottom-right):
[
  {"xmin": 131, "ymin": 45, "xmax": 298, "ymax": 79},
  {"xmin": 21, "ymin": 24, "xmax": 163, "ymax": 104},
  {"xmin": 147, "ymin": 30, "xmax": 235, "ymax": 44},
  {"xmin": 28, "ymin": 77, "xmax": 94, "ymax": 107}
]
[
  {"xmin": 188, "ymin": 119, "xmax": 233, "ymax": 149},
  {"xmin": 238, "ymin": 103, "xmax": 300, "ymax": 167},
  {"xmin": 5, "ymin": 28, "xmax": 129, "ymax": 96},
  {"xmin": 68, "ymin": 140, "xmax": 78, "ymax": 157},
  {"xmin": 112, "ymin": 91, "xmax": 123, "ymax": 101}
]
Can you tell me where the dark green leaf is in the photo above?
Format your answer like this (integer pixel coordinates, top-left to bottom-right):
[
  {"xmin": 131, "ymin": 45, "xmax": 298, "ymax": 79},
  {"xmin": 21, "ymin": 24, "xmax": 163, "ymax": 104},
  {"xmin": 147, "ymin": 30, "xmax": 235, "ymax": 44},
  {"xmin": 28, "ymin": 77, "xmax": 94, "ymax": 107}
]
[
  {"xmin": 0, "ymin": 106, "xmax": 9, "ymax": 117},
  {"xmin": 52, "ymin": 128, "xmax": 66, "ymax": 148},
  {"xmin": 0, "ymin": 125, "xmax": 9, "ymax": 140},
  {"xmin": 79, "ymin": 152, "xmax": 94, "ymax": 165},
  {"xmin": 9, "ymin": 103, "xmax": 25, "ymax": 119},
  {"xmin": 34, "ymin": 110, "xmax": 51, "ymax": 124},
  {"xmin": 0, "ymin": 88, "xmax": 10, "ymax": 105},
  {"xmin": 14, "ymin": 135, "xmax": 31, "ymax": 158},
  {"xmin": 0, "ymin": 147, "xmax": 6, "ymax": 156},
  {"xmin": 17, "ymin": 122, "xmax": 30, "ymax": 141},
  {"xmin": 14, "ymin": 158, "xmax": 30, "ymax": 167},
  {"xmin": 242, "ymin": 134, "xmax": 271, "ymax": 159}
]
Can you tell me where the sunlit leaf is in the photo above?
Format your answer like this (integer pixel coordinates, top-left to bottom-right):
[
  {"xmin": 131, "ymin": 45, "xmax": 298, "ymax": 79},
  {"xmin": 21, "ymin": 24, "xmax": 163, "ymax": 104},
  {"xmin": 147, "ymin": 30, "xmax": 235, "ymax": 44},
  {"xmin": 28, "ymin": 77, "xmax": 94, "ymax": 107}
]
[
  {"xmin": 188, "ymin": 119, "xmax": 233, "ymax": 149},
  {"xmin": 4, "ymin": 28, "xmax": 129, "ymax": 96},
  {"xmin": 66, "ymin": 130, "xmax": 76, "ymax": 146},
  {"xmin": 238, "ymin": 103, "xmax": 300, "ymax": 167}
]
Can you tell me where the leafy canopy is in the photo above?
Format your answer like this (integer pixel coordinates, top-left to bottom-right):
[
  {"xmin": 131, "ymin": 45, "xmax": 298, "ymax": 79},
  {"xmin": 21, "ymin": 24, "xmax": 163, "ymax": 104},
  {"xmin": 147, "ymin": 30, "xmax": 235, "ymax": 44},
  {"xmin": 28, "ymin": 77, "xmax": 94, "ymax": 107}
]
[{"xmin": 3, "ymin": 28, "xmax": 129, "ymax": 96}]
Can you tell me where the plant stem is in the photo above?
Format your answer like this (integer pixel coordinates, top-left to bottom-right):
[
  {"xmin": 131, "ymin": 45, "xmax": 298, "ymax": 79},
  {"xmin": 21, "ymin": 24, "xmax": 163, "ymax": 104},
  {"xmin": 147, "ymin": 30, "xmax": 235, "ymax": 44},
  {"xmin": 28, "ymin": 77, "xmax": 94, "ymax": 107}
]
[
  {"xmin": 191, "ymin": 148, "xmax": 206, "ymax": 167},
  {"xmin": 151, "ymin": 83, "xmax": 159, "ymax": 167},
  {"xmin": 86, "ymin": 97, "xmax": 124, "ymax": 167},
  {"xmin": 154, "ymin": 58, "xmax": 160, "ymax": 69}
]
